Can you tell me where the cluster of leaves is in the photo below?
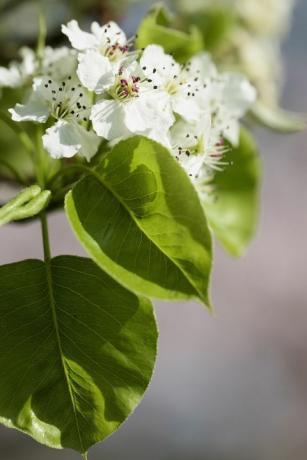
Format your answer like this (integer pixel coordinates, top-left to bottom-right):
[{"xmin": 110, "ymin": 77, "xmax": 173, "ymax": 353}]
[{"xmin": 0, "ymin": 5, "xmax": 266, "ymax": 459}]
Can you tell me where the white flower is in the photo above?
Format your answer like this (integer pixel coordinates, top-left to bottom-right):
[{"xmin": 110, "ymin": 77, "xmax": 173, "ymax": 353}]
[
  {"xmin": 187, "ymin": 53, "xmax": 256, "ymax": 146},
  {"xmin": 62, "ymin": 20, "xmax": 127, "ymax": 54},
  {"xmin": 90, "ymin": 62, "xmax": 174, "ymax": 147},
  {"xmin": 62, "ymin": 20, "xmax": 136, "ymax": 92},
  {"xmin": 214, "ymin": 72, "xmax": 256, "ymax": 146},
  {"xmin": 0, "ymin": 46, "xmax": 77, "ymax": 89},
  {"xmin": 170, "ymin": 113, "xmax": 228, "ymax": 181},
  {"xmin": 9, "ymin": 75, "xmax": 100, "ymax": 160},
  {"xmin": 140, "ymin": 45, "xmax": 210, "ymax": 123}
]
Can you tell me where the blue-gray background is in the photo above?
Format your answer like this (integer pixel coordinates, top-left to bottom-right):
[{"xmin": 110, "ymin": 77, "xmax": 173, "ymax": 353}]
[{"xmin": 0, "ymin": 1, "xmax": 307, "ymax": 459}]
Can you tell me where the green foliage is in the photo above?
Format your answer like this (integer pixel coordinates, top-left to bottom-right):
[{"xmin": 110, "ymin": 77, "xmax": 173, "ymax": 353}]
[
  {"xmin": 136, "ymin": 3, "xmax": 204, "ymax": 62},
  {"xmin": 66, "ymin": 136, "xmax": 212, "ymax": 307},
  {"xmin": 204, "ymin": 129, "xmax": 261, "ymax": 257},
  {"xmin": 184, "ymin": 7, "xmax": 236, "ymax": 51},
  {"xmin": 0, "ymin": 256, "xmax": 157, "ymax": 454}
]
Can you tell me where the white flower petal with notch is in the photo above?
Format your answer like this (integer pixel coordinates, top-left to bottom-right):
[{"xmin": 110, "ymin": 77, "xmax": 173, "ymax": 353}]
[{"xmin": 62, "ymin": 20, "xmax": 99, "ymax": 51}]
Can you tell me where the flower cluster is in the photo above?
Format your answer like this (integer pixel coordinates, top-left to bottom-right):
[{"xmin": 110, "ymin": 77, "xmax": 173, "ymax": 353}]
[{"xmin": 5, "ymin": 19, "xmax": 256, "ymax": 196}]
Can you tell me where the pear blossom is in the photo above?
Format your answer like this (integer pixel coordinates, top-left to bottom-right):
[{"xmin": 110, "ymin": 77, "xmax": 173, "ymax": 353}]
[
  {"xmin": 0, "ymin": 46, "xmax": 77, "ymax": 89},
  {"xmin": 62, "ymin": 20, "xmax": 136, "ymax": 92},
  {"xmin": 186, "ymin": 53, "xmax": 256, "ymax": 146},
  {"xmin": 170, "ymin": 113, "xmax": 228, "ymax": 180},
  {"xmin": 90, "ymin": 62, "xmax": 174, "ymax": 147},
  {"xmin": 140, "ymin": 45, "xmax": 211, "ymax": 123},
  {"xmin": 9, "ymin": 75, "xmax": 99, "ymax": 160}
]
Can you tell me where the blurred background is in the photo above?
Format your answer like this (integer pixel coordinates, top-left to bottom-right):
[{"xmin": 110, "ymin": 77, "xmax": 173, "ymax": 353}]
[{"xmin": 0, "ymin": 0, "xmax": 307, "ymax": 459}]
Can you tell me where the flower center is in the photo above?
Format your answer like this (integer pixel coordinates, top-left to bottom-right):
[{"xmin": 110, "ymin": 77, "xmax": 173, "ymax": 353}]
[
  {"xmin": 104, "ymin": 44, "xmax": 129, "ymax": 62},
  {"xmin": 108, "ymin": 71, "xmax": 141, "ymax": 101},
  {"xmin": 43, "ymin": 76, "xmax": 89, "ymax": 123}
]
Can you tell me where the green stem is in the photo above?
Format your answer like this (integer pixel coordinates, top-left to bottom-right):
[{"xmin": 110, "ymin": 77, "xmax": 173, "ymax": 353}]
[
  {"xmin": 40, "ymin": 211, "xmax": 51, "ymax": 262},
  {"xmin": 35, "ymin": 125, "xmax": 46, "ymax": 188},
  {"xmin": 82, "ymin": 453, "xmax": 88, "ymax": 460},
  {"xmin": 35, "ymin": 125, "xmax": 51, "ymax": 261}
]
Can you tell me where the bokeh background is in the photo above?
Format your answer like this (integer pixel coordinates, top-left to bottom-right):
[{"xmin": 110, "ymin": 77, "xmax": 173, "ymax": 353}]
[{"xmin": 0, "ymin": 0, "xmax": 307, "ymax": 459}]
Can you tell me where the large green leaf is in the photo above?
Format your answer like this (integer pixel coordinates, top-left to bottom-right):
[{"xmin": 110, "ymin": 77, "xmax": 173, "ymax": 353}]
[
  {"xmin": 204, "ymin": 129, "xmax": 261, "ymax": 257},
  {"xmin": 65, "ymin": 136, "xmax": 212, "ymax": 307},
  {"xmin": 136, "ymin": 4, "xmax": 204, "ymax": 63},
  {"xmin": 0, "ymin": 256, "xmax": 157, "ymax": 454}
]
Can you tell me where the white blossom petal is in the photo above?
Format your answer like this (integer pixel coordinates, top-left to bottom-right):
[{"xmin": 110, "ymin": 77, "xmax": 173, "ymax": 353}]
[
  {"xmin": 77, "ymin": 51, "xmax": 115, "ymax": 93},
  {"xmin": 9, "ymin": 96, "xmax": 49, "ymax": 123},
  {"xmin": 172, "ymin": 95, "xmax": 201, "ymax": 122},
  {"xmin": 43, "ymin": 120, "xmax": 81, "ymax": 159},
  {"xmin": 222, "ymin": 73, "xmax": 257, "ymax": 116},
  {"xmin": 0, "ymin": 65, "xmax": 22, "ymax": 88},
  {"xmin": 140, "ymin": 45, "xmax": 180, "ymax": 86},
  {"xmin": 62, "ymin": 20, "xmax": 99, "ymax": 51},
  {"xmin": 42, "ymin": 120, "xmax": 99, "ymax": 160},
  {"xmin": 43, "ymin": 46, "xmax": 77, "ymax": 80},
  {"xmin": 222, "ymin": 117, "xmax": 241, "ymax": 146},
  {"xmin": 73, "ymin": 123, "xmax": 101, "ymax": 161},
  {"xmin": 91, "ymin": 99, "xmax": 131, "ymax": 140},
  {"xmin": 91, "ymin": 21, "xmax": 127, "ymax": 46}
]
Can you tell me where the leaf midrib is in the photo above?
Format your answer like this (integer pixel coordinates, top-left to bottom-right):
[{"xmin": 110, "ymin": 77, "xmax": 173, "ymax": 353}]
[
  {"xmin": 44, "ymin": 258, "xmax": 84, "ymax": 452},
  {"xmin": 89, "ymin": 168, "xmax": 208, "ymax": 305}
]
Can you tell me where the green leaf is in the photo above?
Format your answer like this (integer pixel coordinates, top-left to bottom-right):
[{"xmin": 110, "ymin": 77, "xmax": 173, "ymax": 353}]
[
  {"xmin": 65, "ymin": 136, "xmax": 212, "ymax": 307},
  {"xmin": 204, "ymin": 129, "xmax": 261, "ymax": 257},
  {"xmin": 185, "ymin": 7, "xmax": 236, "ymax": 51},
  {"xmin": 0, "ymin": 185, "xmax": 51, "ymax": 226},
  {"xmin": 136, "ymin": 4, "xmax": 204, "ymax": 63},
  {"xmin": 0, "ymin": 255, "xmax": 157, "ymax": 454},
  {"xmin": 251, "ymin": 101, "xmax": 307, "ymax": 133}
]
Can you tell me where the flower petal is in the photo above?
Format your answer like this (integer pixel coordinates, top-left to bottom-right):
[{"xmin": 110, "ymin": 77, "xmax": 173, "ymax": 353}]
[
  {"xmin": 43, "ymin": 46, "xmax": 77, "ymax": 80},
  {"xmin": 91, "ymin": 21, "xmax": 127, "ymax": 47},
  {"xmin": 140, "ymin": 45, "xmax": 180, "ymax": 86},
  {"xmin": 222, "ymin": 73, "xmax": 257, "ymax": 116},
  {"xmin": 77, "ymin": 51, "xmax": 114, "ymax": 93},
  {"xmin": 0, "ymin": 65, "xmax": 22, "ymax": 88},
  {"xmin": 73, "ymin": 124, "xmax": 101, "ymax": 161},
  {"xmin": 172, "ymin": 95, "xmax": 201, "ymax": 122},
  {"xmin": 9, "ymin": 96, "xmax": 49, "ymax": 123},
  {"xmin": 62, "ymin": 20, "xmax": 98, "ymax": 51},
  {"xmin": 91, "ymin": 99, "xmax": 131, "ymax": 140},
  {"xmin": 43, "ymin": 120, "xmax": 100, "ymax": 160}
]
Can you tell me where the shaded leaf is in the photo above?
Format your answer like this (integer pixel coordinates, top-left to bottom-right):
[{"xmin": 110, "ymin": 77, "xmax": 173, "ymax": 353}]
[
  {"xmin": 204, "ymin": 129, "xmax": 261, "ymax": 257},
  {"xmin": 0, "ymin": 256, "xmax": 157, "ymax": 454}
]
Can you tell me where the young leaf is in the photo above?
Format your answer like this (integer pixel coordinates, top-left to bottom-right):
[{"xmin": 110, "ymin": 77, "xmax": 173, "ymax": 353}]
[
  {"xmin": 251, "ymin": 101, "xmax": 307, "ymax": 133},
  {"xmin": 0, "ymin": 185, "xmax": 51, "ymax": 226},
  {"xmin": 65, "ymin": 136, "xmax": 212, "ymax": 307},
  {"xmin": 0, "ymin": 256, "xmax": 157, "ymax": 454},
  {"xmin": 136, "ymin": 4, "xmax": 204, "ymax": 62},
  {"xmin": 204, "ymin": 129, "xmax": 261, "ymax": 257}
]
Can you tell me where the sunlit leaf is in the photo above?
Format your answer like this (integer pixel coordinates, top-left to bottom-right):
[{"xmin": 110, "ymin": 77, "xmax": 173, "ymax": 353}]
[{"xmin": 66, "ymin": 136, "xmax": 212, "ymax": 307}]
